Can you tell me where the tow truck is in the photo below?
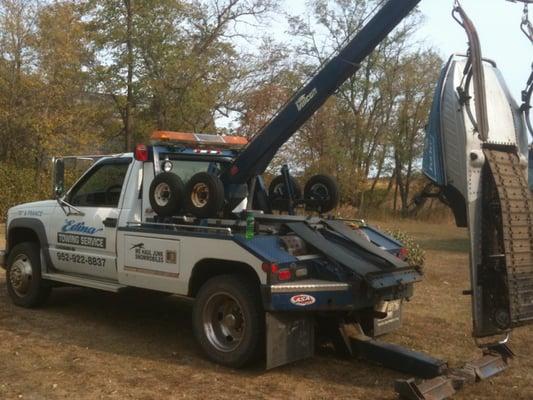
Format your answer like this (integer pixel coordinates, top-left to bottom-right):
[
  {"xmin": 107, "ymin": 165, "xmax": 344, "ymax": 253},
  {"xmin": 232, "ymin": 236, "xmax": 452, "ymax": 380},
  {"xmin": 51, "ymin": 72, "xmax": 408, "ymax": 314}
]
[{"xmin": 0, "ymin": 1, "xmax": 532, "ymax": 399}]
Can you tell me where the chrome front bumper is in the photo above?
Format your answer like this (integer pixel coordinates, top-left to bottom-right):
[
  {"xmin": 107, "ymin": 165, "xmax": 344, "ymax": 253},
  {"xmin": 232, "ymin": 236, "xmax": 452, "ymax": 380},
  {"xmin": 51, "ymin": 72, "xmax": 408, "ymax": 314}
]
[{"xmin": 0, "ymin": 250, "xmax": 6, "ymax": 269}]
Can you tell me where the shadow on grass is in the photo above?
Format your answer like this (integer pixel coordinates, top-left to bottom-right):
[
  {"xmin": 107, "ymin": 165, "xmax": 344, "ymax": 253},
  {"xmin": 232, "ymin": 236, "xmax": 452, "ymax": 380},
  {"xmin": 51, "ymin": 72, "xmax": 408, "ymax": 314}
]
[{"xmin": 419, "ymin": 238, "xmax": 470, "ymax": 253}]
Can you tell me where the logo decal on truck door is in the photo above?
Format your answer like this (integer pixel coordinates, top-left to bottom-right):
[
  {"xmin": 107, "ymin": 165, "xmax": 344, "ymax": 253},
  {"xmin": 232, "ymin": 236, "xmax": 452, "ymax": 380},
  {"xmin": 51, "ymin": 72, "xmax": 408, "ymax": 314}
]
[{"xmin": 62, "ymin": 220, "xmax": 103, "ymax": 235}]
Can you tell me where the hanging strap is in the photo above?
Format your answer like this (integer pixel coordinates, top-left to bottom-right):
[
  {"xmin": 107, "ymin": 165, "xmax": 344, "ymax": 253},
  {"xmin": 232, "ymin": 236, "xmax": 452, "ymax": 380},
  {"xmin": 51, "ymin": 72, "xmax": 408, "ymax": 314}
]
[
  {"xmin": 452, "ymin": 0, "xmax": 490, "ymax": 141},
  {"xmin": 522, "ymin": 3, "xmax": 533, "ymax": 43}
]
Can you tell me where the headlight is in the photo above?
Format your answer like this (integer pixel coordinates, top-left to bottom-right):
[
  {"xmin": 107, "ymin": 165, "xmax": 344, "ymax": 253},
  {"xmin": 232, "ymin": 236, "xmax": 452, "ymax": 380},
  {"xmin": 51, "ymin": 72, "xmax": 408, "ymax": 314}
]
[{"xmin": 162, "ymin": 160, "xmax": 173, "ymax": 172}]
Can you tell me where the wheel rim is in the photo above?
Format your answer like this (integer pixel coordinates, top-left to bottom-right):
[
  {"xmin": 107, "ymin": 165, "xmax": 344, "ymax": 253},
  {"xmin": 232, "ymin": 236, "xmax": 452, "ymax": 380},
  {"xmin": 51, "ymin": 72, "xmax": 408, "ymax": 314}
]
[
  {"xmin": 9, "ymin": 254, "xmax": 33, "ymax": 297},
  {"xmin": 203, "ymin": 292, "xmax": 246, "ymax": 352},
  {"xmin": 191, "ymin": 182, "xmax": 210, "ymax": 208},
  {"xmin": 272, "ymin": 183, "xmax": 285, "ymax": 198},
  {"xmin": 154, "ymin": 182, "xmax": 171, "ymax": 207},
  {"xmin": 310, "ymin": 183, "xmax": 330, "ymax": 200}
]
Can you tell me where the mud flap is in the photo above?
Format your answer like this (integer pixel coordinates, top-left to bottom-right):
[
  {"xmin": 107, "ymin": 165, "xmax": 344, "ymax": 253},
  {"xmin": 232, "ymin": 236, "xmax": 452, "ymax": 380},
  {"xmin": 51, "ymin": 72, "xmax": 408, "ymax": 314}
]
[{"xmin": 265, "ymin": 312, "xmax": 314, "ymax": 370}]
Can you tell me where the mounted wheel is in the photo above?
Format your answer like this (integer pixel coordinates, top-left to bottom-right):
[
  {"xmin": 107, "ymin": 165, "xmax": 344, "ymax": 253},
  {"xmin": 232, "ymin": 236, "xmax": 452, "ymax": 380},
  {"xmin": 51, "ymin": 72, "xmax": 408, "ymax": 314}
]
[
  {"xmin": 268, "ymin": 175, "xmax": 302, "ymax": 211},
  {"xmin": 192, "ymin": 275, "xmax": 264, "ymax": 368},
  {"xmin": 185, "ymin": 172, "xmax": 225, "ymax": 218},
  {"xmin": 6, "ymin": 242, "xmax": 51, "ymax": 308},
  {"xmin": 149, "ymin": 172, "xmax": 185, "ymax": 217},
  {"xmin": 304, "ymin": 174, "xmax": 340, "ymax": 213}
]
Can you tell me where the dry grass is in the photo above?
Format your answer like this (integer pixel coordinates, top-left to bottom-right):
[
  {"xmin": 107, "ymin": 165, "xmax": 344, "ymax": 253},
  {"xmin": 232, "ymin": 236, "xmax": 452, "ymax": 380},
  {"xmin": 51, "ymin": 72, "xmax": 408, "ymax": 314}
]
[{"xmin": 0, "ymin": 220, "xmax": 532, "ymax": 399}]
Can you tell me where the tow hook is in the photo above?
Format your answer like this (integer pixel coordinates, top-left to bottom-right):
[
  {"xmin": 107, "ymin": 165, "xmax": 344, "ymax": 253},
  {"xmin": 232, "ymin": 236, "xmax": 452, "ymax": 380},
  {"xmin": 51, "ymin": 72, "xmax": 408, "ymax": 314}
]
[
  {"xmin": 394, "ymin": 343, "xmax": 514, "ymax": 400},
  {"xmin": 338, "ymin": 323, "xmax": 513, "ymax": 400}
]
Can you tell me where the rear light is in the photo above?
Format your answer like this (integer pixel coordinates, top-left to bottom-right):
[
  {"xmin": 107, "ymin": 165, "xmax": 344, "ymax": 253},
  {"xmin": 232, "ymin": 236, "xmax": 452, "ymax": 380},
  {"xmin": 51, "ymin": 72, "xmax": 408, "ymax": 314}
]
[
  {"xmin": 277, "ymin": 269, "xmax": 292, "ymax": 281},
  {"xmin": 398, "ymin": 247, "xmax": 409, "ymax": 261},
  {"xmin": 262, "ymin": 262, "xmax": 279, "ymax": 273},
  {"xmin": 135, "ymin": 144, "xmax": 149, "ymax": 161},
  {"xmin": 262, "ymin": 262, "xmax": 293, "ymax": 281},
  {"xmin": 230, "ymin": 165, "xmax": 239, "ymax": 176}
]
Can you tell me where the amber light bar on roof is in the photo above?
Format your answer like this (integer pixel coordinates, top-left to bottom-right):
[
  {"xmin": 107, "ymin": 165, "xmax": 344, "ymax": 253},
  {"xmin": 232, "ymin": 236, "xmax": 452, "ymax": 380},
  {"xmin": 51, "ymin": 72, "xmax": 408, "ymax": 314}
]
[{"xmin": 151, "ymin": 131, "xmax": 248, "ymax": 149}]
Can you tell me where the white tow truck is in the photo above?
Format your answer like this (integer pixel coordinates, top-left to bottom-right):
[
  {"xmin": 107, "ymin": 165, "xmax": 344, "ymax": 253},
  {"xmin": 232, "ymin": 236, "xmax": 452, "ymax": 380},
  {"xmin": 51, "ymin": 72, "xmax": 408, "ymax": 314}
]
[
  {"xmin": 0, "ymin": 130, "xmax": 418, "ymax": 370},
  {"xmin": 0, "ymin": 0, "xmax": 426, "ymax": 373}
]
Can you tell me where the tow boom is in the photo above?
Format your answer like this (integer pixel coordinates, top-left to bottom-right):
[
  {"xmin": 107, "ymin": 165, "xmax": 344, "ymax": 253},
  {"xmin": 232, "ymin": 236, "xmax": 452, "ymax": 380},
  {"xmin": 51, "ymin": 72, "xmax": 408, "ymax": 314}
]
[{"xmin": 223, "ymin": 0, "xmax": 421, "ymax": 185}]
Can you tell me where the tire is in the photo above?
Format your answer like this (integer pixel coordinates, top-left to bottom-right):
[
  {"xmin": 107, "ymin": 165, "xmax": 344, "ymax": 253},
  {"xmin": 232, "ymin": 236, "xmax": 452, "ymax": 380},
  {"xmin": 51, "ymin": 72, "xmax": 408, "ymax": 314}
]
[
  {"xmin": 149, "ymin": 172, "xmax": 185, "ymax": 217},
  {"xmin": 268, "ymin": 175, "xmax": 302, "ymax": 211},
  {"xmin": 192, "ymin": 275, "xmax": 264, "ymax": 368},
  {"xmin": 185, "ymin": 172, "xmax": 225, "ymax": 218},
  {"xmin": 304, "ymin": 174, "xmax": 340, "ymax": 213},
  {"xmin": 6, "ymin": 242, "xmax": 51, "ymax": 308}
]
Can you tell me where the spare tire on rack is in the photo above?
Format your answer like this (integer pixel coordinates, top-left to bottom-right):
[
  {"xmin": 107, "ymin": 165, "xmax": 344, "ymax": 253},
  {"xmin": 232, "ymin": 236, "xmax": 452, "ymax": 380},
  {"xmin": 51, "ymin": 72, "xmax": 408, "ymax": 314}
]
[
  {"xmin": 268, "ymin": 175, "xmax": 302, "ymax": 211},
  {"xmin": 304, "ymin": 174, "xmax": 340, "ymax": 213},
  {"xmin": 149, "ymin": 172, "xmax": 185, "ymax": 217},
  {"xmin": 185, "ymin": 172, "xmax": 225, "ymax": 218}
]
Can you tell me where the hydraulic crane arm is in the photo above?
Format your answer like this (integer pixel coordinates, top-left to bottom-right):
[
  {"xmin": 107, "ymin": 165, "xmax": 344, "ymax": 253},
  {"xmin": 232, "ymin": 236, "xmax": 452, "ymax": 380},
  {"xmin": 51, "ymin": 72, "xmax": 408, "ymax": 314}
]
[{"xmin": 223, "ymin": 0, "xmax": 421, "ymax": 185}]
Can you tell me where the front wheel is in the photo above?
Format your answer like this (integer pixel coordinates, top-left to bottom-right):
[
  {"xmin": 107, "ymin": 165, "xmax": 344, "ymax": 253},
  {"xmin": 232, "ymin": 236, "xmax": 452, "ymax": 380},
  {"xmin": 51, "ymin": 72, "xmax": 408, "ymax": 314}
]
[
  {"xmin": 192, "ymin": 275, "xmax": 264, "ymax": 368},
  {"xmin": 6, "ymin": 242, "xmax": 51, "ymax": 308}
]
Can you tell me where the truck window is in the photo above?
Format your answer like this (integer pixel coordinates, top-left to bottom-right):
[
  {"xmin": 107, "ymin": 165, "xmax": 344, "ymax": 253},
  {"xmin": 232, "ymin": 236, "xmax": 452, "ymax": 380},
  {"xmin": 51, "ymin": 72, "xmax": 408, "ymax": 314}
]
[
  {"xmin": 167, "ymin": 160, "xmax": 222, "ymax": 183},
  {"xmin": 69, "ymin": 160, "xmax": 131, "ymax": 208}
]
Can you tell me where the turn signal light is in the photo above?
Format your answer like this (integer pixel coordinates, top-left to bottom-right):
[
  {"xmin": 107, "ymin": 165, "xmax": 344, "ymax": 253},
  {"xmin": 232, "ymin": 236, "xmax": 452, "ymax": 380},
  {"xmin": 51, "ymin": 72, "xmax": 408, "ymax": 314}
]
[
  {"xmin": 262, "ymin": 262, "xmax": 279, "ymax": 273},
  {"xmin": 262, "ymin": 262, "xmax": 292, "ymax": 281},
  {"xmin": 135, "ymin": 144, "xmax": 149, "ymax": 161},
  {"xmin": 277, "ymin": 269, "xmax": 292, "ymax": 281}
]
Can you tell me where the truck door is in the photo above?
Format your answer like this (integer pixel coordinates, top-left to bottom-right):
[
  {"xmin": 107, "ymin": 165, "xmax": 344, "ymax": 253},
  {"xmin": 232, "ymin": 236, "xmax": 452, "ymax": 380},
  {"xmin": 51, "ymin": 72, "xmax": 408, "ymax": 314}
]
[{"xmin": 47, "ymin": 158, "xmax": 133, "ymax": 280}]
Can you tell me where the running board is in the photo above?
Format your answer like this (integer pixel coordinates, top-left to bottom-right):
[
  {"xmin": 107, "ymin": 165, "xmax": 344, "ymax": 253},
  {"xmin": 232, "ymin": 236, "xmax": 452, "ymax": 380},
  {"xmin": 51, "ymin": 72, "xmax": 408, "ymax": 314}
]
[{"xmin": 42, "ymin": 272, "xmax": 126, "ymax": 293}]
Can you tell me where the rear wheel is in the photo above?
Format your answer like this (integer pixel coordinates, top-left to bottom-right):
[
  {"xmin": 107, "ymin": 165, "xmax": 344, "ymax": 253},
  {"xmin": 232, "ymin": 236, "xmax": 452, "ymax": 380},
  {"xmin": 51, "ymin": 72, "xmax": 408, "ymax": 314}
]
[
  {"xmin": 192, "ymin": 275, "xmax": 264, "ymax": 368},
  {"xmin": 6, "ymin": 242, "xmax": 51, "ymax": 308}
]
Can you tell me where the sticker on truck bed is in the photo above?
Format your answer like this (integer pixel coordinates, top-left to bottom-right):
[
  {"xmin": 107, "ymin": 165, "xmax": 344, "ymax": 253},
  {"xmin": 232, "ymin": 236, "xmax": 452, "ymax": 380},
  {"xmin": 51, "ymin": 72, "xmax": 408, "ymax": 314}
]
[
  {"xmin": 290, "ymin": 294, "xmax": 316, "ymax": 307},
  {"xmin": 124, "ymin": 235, "xmax": 180, "ymax": 278}
]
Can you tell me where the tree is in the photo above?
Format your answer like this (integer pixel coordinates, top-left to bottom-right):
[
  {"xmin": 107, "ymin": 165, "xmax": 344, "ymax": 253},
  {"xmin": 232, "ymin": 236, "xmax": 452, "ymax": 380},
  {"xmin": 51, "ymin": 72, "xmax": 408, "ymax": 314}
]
[
  {"xmin": 237, "ymin": 0, "xmax": 442, "ymax": 212},
  {"xmin": 0, "ymin": 0, "xmax": 38, "ymax": 162},
  {"xmin": 391, "ymin": 50, "xmax": 441, "ymax": 215},
  {"xmin": 87, "ymin": 0, "xmax": 278, "ymax": 150}
]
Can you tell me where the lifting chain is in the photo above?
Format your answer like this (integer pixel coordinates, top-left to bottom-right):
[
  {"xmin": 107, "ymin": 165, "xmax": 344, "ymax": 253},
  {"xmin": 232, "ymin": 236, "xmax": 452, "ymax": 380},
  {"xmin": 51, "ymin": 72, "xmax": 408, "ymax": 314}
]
[{"xmin": 521, "ymin": 3, "xmax": 533, "ymax": 43}]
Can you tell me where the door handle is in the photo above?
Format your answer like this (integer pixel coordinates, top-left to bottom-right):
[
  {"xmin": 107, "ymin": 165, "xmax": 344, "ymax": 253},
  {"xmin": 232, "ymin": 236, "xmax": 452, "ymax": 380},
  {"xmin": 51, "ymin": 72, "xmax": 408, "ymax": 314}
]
[{"xmin": 103, "ymin": 218, "xmax": 118, "ymax": 228}]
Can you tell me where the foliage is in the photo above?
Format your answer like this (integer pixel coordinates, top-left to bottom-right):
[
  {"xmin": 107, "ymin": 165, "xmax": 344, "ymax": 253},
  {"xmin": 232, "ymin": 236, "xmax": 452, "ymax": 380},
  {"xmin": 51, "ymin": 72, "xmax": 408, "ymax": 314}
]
[
  {"xmin": 236, "ymin": 0, "xmax": 442, "ymax": 213},
  {"xmin": 387, "ymin": 229, "xmax": 426, "ymax": 268},
  {"xmin": 0, "ymin": 163, "xmax": 50, "ymax": 218},
  {"xmin": 0, "ymin": 0, "xmax": 444, "ymax": 222}
]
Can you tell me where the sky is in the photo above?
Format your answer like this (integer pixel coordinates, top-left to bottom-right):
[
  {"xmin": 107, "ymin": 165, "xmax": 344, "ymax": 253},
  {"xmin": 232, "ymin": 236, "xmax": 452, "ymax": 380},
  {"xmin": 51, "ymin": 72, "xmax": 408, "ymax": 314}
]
[{"xmin": 278, "ymin": 0, "xmax": 532, "ymax": 101}]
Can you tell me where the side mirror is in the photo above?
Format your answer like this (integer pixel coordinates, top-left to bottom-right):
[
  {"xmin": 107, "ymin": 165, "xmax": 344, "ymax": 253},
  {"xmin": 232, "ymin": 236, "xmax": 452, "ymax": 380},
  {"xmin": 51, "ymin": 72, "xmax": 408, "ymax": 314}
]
[{"xmin": 52, "ymin": 158, "xmax": 65, "ymax": 198}]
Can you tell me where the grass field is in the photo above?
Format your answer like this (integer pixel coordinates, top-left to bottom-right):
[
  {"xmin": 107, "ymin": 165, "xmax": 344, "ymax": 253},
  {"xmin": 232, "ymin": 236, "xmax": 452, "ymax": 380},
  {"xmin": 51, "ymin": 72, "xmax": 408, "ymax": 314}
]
[{"xmin": 0, "ymin": 220, "xmax": 531, "ymax": 399}]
